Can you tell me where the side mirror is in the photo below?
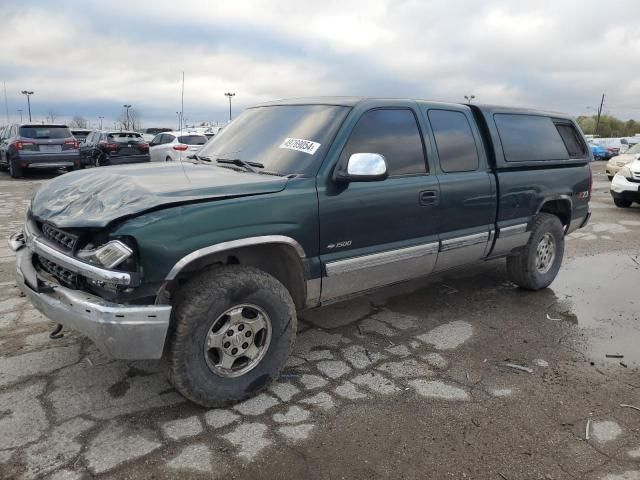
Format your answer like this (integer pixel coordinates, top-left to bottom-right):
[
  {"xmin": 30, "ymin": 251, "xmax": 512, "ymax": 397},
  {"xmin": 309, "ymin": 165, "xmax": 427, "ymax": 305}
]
[{"xmin": 335, "ymin": 153, "xmax": 388, "ymax": 183}]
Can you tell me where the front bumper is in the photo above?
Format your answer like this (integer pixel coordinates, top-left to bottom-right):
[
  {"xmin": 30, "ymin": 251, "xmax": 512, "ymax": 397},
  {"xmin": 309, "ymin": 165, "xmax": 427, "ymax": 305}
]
[
  {"xmin": 9, "ymin": 232, "xmax": 171, "ymax": 360},
  {"xmin": 610, "ymin": 173, "xmax": 640, "ymax": 203}
]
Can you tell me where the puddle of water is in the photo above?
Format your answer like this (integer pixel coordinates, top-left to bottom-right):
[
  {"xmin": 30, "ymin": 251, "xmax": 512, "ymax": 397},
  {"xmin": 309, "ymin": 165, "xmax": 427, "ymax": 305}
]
[{"xmin": 552, "ymin": 253, "xmax": 640, "ymax": 366}]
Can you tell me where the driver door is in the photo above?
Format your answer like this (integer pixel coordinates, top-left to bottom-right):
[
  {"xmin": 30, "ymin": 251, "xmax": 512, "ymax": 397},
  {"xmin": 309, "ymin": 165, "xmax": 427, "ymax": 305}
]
[{"xmin": 317, "ymin": 106, "xmax": 441, "ymax": 302}]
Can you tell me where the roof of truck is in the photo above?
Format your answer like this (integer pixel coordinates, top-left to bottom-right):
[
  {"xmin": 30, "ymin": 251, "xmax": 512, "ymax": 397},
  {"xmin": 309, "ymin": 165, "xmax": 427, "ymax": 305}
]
[{"xmin": 253, "ymin": 97, "xmax": 573, "ymax": 119}]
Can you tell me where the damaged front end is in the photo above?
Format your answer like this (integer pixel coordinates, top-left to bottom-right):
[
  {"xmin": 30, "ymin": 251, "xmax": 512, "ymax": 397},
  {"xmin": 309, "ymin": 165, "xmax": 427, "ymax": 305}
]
[{"xmin": 9, "ymin": 215, "xmax": 171, "ymax": 360}]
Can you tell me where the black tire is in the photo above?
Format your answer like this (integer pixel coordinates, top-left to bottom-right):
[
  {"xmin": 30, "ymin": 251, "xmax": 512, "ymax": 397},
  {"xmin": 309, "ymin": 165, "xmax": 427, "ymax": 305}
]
[
  {"xmin": 614, "ymin": 197, "xmax": 632, "ymax": 208},
  {"xmin": 506, "ymin": 213, "xmax": 564, "ymax": 290},
  {"xmin": 607, "ymin": 175, "xmax": 613, "ymax": 181},
  {"xmin": 167, "ymin": 265, "xmax": 297, "ymax": 407},
  {"xmin": 165, "ymin": 156, "xmax": 171, "ymax": 162},
  {"xmin": 8, "ymin": 158, "xmax": 22, "ymax": 178}
]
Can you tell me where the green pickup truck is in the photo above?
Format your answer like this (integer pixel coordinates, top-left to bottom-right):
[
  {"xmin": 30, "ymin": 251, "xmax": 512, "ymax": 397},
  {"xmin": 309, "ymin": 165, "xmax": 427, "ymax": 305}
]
[{"xmin": 9, "ymin": 97, "xmax": 592, "ymax": 406}]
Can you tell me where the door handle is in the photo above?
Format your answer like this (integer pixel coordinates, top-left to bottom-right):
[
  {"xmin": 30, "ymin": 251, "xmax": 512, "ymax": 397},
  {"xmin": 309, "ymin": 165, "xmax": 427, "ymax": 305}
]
[{"xmin": 419, "ymin": 190, "xmax": 439, "ymax": 206}]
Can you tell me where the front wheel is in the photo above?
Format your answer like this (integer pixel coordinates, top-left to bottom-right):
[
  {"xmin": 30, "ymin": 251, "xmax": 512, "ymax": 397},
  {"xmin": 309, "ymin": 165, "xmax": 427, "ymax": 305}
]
[
  {"xmin": 614, "ymin": 197, "xmax": 632, "ymax": 208},
  {"xmin": 167, "ymin": 266, "xmax": 297, "ymax": 407},
  {"xmin": 506, "ymin": 213, "xmax": 565, "ymax": 290}
]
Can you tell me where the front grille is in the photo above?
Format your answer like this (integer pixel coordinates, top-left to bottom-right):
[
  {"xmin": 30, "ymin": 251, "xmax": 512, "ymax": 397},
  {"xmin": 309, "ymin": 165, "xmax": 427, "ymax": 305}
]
[
  {"xmin": 40, "ymin": 223, "xmax": 79, "ymax": 251},
  {"xmin": 36, "ymin": 255, "xmax": 79, "ymax": 287}
]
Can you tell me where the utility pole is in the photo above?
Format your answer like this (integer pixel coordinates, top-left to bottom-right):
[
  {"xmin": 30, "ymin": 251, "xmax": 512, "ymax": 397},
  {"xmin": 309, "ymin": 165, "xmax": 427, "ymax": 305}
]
[
  {"xmin": 225, "ymin": 92, "xmax": 235, "ymax": 121},
  {"xmin": 21, "ymin": 90, "xmax": 34, "ymax": 122},
  {"xmin": 595, "ymin": 93, "xmax": 605, "ymax": 136},
  {"xmin": 3, "ymin": 81, "xmax": 9, "ymax": 124},
  {"xmin": 123, "ymin": 104, "xmax": 132, "ymax": 130},
  {"xmin": 17, "ymin": 109, "xmax": 23, "ymax": 123}
]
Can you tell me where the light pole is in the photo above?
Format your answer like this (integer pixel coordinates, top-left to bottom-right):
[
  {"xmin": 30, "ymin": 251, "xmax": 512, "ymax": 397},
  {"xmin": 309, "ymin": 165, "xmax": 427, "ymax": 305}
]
[
  {"xmin": 464, "ymin": 95, "xmax": 475, "ymax": 104},
  {"xmin": 176, "ymin": 111, "xmax": 183, "ymax": 131},
  {"xmin": 17, "ymin": 109, "xmax": 23, "ymax": 123},
  {"xmin": 123, "ymin": 104, "xmax": 131, "ymax": 130},
  {"xmin": 98, "ymin": 116, "xmax": 104, "ymax": 129},
  {"xmin": 21, "ymin": 90, "xmax": 34, "ymax": 121},
  {"xmin": 224, "ymin": 92, "xmax": 235, "ymax": 121}
]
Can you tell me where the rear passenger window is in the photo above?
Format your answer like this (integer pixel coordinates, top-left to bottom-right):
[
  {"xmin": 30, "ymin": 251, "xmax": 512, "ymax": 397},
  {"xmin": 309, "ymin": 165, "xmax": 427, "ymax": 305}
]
[
  {"xmin": 555, "ymin": 124, "xmax": 586, "ymax": 158},
  {"xmin": 494, "ymin": 114, "xmax": 569, "ymax": 162},
  {"xmin": 343, "ymin": 109, "xmax": 427, "ymax": 176},
  {"xmin": 428, "ymin": 109, "xmax": 479, "ymax": 172}
]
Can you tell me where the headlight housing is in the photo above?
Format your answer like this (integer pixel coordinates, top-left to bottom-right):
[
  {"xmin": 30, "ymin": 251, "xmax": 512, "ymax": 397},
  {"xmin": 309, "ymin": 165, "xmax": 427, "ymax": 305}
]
[
  {"xmin": 77, "ymin": 240, "xmax": 133, "ymax": 269},
  {"xmin": 618, "ymin": 166, "xmax": 632, "ymax": 180}
]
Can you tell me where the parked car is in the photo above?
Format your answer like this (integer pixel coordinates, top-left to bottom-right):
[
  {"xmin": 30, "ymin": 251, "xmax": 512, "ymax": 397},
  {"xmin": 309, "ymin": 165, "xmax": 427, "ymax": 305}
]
[
  {"xmin": 0, "ymin": 123, "xmax": 80, "ymax": 178},
  {"xmin": 71, "ymin": 128, "xmax": 92, "ymax": 144},
  {"xmin": 9, "ymin": 97, "xmax": 591, "ymax": 407},
  {"xmin": 79, "ymin": 130, "xmax": 150, "ymax": 167},
  {"xmin": 589, "ymin": 142, "xmax": 609, "ymax": 160},
  {"xmin": 610, "ymin": 158, "xmax": 640, "ymax": 207},
  {"xmin": 606, "ymin": 143, "xmax": 640, "ymax": 180},
  {"xmin": 140, "ymin": 127, "xmax": 173, "ymax": 143},
  {"xmin": 149, "ymin": 131, "xmax": 208, "ymax": 162}
]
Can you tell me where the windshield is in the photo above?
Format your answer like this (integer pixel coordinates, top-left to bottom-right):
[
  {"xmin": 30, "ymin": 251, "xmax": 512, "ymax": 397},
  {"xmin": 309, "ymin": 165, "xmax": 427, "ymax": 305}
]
[
  {"xmin": 625, "ymin": 143, "xmax": 640, "ymax": 154},
  {"xmin": 108, "ymin": 132, "xmax": 144, "ymax": 143},
  {"xmin": 19, "ymin": 126, "xmax": 72, "ymax": 139},
  {"xmin": 178, "ymin": 135, "xmax": 207, "ymax": 145},
  {"xmin": 197, "ymin": 104, "xmax": 350, "ymax": 175}
]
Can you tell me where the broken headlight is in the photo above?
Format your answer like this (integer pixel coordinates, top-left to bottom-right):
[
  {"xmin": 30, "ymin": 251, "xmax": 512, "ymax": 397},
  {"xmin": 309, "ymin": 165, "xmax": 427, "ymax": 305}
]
[{"xmin": 76, "ymin": 240, "xmax": 133, "ymax": 269}]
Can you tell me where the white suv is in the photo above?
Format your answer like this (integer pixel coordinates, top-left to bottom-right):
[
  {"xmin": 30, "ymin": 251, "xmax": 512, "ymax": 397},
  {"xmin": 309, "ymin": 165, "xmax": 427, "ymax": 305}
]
[
  {"xmin": 610, "ymin": 159, "xmax": 640, "ymax": 208},
  {"xmin": 148, "ymin": 131, "xmax": 208, "ymax": 162}
]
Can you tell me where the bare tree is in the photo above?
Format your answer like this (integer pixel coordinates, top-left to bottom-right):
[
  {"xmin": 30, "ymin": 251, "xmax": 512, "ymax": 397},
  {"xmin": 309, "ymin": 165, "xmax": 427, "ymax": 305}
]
[
  {"xmin": 117, "ymin": 108, "xmax": 142, "ymax": 131},
  {"xmin": 69, "ymin": 115, "xmax": 88, "ymax": 128},
  {"xmin": 46, "ymin": 109, "xmax": 59, "ymax": 123}
]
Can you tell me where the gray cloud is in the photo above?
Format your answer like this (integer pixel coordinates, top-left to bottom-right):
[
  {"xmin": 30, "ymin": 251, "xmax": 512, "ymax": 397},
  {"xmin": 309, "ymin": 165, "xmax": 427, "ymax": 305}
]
[{"xmin": 1, "ymin": 0, "xmax": 639, "ymax": 127}]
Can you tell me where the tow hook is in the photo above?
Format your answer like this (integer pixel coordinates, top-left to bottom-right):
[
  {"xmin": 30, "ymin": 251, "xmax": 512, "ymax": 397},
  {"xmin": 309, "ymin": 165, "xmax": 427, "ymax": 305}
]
[{"xmin": 50, "ymin": 324, "xmax": 64, "ymax": 339}]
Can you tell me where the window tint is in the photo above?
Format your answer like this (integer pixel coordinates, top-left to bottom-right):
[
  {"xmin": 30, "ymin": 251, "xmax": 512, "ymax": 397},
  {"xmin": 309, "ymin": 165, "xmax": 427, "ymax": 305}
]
[
  {"xmin": 19, "ymin": 126, "xmax": 72, "ymax": 139},
  {"xmin": 343, "ymin": 109, "xmax": 426, "ymax": 176},
  {"xmin": 160, "ymin": 134, "xmax": 175, "ymax": 144},
  {"xmin": 150, "ymin": 134, "xmax": 162, "ymax": 145},
  {"xmin": 494, "ymin": 114, "xmax": 569, "ymax": 162},
  {"xmin": 107, "ymin": 132, "xmax": 143, "ymax": 143},
  {"xmin": 555, "ymin": 124, "xmax": 586, "ymax": 158},
  {"xmin": 178, "ymin": 135, "xmax": 207, "ymax": 145},
  {"xmin": 428, "ymin": 110, "xmax": 479, "ymax": 172}
]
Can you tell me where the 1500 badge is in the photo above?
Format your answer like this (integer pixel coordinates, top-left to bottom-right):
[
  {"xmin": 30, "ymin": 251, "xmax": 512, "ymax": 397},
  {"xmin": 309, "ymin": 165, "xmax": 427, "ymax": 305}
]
[{"xmin": 326, "ymin": 240, "xmax": 352, "ymax": 249}]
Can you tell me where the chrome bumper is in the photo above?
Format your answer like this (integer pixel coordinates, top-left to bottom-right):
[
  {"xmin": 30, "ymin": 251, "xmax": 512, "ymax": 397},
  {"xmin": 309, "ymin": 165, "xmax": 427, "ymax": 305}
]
[{"xmin": 10, "ymin": 233, "xmax": 171, "ymax": 360}]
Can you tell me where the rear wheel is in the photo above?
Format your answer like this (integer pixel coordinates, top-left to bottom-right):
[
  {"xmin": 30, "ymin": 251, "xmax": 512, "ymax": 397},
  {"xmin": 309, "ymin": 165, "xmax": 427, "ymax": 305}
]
[
  {"xmin": 165, "ymin": 156, "xmax": 172, "ymax": 162},
  {"xmin": 8, "ymin": 158, "xmax": 22, "ymax": 178},
  {"xmin": 506, "ymin": 213, "xmax": 564, "ymax": 290},
  {"xmin": 614, "ymin": 197, "xmax": 632, "ymax": 208},
  {"xmin": 167, "ymin": 266, "xmax": 297, "ymax": 407}
]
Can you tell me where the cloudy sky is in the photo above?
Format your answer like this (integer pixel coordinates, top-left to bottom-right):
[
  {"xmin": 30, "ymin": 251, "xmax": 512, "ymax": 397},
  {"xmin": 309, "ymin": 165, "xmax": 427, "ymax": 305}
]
[{"xmin": 1, "ymin": 0, "xmax": 639, "ymax": 128}]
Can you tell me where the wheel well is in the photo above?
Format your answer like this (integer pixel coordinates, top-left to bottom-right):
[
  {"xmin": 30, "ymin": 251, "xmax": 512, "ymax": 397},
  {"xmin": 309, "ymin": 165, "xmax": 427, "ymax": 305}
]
[
  {"xmin": 539, "ymin": 199, "xmax": 571, "ymax": 227},
  {"xmin": 169, "ymin": 243, "xmax": 306, "ymax": 309}
]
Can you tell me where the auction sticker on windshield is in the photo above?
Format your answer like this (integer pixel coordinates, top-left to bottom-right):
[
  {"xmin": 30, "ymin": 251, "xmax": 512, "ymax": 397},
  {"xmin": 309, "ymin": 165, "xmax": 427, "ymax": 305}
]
[{"xmin": 279, "ymin": 138, "xmax": 321, "ymax": 155}]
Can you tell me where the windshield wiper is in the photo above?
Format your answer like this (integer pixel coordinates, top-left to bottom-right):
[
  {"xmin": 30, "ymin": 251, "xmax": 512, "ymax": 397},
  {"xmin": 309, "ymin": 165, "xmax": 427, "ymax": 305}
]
[{"xmin": 216, "ymin": 158, "xmax": 264, "ymax": 173}]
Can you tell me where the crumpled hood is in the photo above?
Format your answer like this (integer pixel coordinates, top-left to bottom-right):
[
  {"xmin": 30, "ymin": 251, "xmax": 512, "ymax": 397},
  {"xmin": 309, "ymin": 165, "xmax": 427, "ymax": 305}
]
[{"xmin": 31, "ymin": 162, "xmax": 288, "ymax": 228}]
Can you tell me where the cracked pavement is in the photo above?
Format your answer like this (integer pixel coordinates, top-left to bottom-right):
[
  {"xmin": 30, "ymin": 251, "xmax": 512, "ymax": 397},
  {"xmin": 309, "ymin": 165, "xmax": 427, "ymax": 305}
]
[{"xmin": 1, "ymin": 163, "xmax": 640, "ymax": 479}]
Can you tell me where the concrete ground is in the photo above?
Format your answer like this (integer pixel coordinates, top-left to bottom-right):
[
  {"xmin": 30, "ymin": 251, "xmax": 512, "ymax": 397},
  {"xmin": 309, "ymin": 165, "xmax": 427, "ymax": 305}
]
[{"xmin": 1, "ymin": 162, "xmax": 640, "ymax": 480}]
